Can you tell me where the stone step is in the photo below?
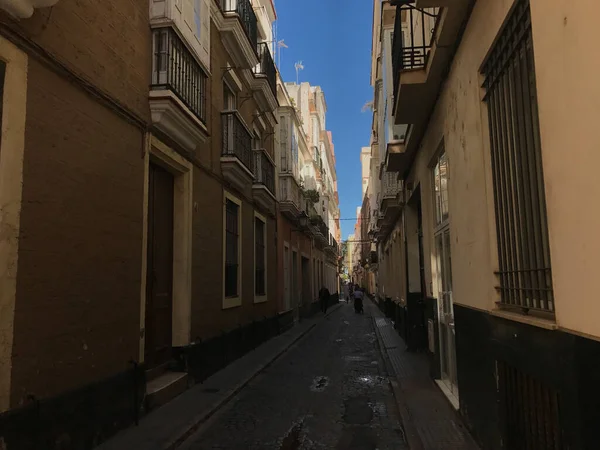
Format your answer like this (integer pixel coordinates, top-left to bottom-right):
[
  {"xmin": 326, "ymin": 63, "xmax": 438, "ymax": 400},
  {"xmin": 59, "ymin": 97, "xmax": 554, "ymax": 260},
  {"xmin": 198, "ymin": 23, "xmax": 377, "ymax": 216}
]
[{"xmin": 145, "ymin": 371, "xmax": 189, "ymax": 412}]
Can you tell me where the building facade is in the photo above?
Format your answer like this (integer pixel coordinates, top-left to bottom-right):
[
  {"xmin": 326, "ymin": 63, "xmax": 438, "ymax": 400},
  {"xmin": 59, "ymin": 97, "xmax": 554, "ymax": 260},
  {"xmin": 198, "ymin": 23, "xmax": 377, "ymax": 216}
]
[
  {"xmin": 283, "ymin": 81, "xmax": 341, "ymax": 303},
  {"xmin": 0, "ymin": 0, "xmax": 301, "ymax": 447},
  {"xmin": 368, "ymin": 0, "xmax": 600, "ymax": 448}
]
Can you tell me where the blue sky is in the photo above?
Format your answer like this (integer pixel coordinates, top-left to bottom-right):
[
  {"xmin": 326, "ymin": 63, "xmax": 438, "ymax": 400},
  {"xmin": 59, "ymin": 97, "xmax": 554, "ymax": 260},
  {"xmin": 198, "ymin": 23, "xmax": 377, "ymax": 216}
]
[{"xmin": 275, "ymin": 0, "xmax": 373, "ymax": 240}]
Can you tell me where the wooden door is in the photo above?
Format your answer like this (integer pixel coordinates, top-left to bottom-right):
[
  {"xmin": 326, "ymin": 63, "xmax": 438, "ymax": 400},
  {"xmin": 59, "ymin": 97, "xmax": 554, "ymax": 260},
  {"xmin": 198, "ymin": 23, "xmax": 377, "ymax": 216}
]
[{"xmin": 145, "ymin": 163, "xmax": 174, "ymax": 369}]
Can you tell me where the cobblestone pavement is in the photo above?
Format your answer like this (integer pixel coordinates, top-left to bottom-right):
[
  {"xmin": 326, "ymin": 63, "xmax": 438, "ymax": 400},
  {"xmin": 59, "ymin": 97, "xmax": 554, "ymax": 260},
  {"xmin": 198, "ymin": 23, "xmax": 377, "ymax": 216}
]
[{"xmin": 178, "ymin": 300, "xmax": 408, "ymax": 450}]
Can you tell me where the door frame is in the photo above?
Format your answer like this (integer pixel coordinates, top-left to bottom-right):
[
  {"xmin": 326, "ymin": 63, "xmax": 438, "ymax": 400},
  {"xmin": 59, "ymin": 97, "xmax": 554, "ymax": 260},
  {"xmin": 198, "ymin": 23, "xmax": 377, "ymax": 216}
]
[
  {"xmin": 431, "ymin": 148, "xmax": 458, "ymax": 398},
  {"xmin": 140, "ymin": 134, "xmax": 193, "ymax": 363}
]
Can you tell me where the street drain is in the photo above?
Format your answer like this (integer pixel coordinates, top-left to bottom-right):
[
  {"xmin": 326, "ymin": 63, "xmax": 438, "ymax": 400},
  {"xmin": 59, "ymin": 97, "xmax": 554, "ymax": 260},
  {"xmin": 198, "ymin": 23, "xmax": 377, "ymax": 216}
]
[
  {"xmin": 310, "ymin": 376, "xmax": 330, "ymax": 392},
  {"xmin": 343, "ymin": 397, "xmax": 373, "ymax": 425}
]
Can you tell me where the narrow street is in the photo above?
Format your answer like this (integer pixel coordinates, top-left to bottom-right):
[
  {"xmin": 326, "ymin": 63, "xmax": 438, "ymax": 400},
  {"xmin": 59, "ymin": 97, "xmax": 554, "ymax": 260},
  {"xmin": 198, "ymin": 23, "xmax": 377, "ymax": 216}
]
[{"xmin": 178, "ymin": 300, "xmax": 407, "ymax": 450}]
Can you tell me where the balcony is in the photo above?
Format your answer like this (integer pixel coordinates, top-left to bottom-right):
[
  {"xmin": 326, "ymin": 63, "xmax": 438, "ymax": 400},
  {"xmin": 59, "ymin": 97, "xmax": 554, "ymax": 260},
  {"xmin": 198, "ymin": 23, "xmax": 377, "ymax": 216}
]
[
  {"xmin": 380, "ymin": 172, "xmax": 402, "ymax": 208},
  {"xmin": 249, "ymin": 42, "xmax": 278, "ymax": 113},
  {"xmin": 391, "ymin": 1, "xmax": 473, "ymax": 174},
  {"xmin": 253, "ymin": 43, "xmax": 277, "ymax": 96},
  {"xmin": 391, "ymin": 4, "xmax": 441, "ymax": 125},
  {"xmin": 279, "ymin": 176, "xmax": 302, "ymax": 221},
  {"xmin": 150, "ymin": 28, "xmax": 209, "ymax": 152},
  {"xmin": 212, "ymin": 0, "xmax": 259, "ymax": 70},
  {"xmin": 221, "ymin": 111, "xmax": 254, "ymax": 191},
  {"xmin": 317, "ymin": 221, "xmax": 330, "ymax": 246},
  {"xmin": 325, "ymin": 234, "xmax": 339, "ymax": 259},
  {"xmin": 253, "ymin": 149, "xmax": 276, "ymax": 213}
]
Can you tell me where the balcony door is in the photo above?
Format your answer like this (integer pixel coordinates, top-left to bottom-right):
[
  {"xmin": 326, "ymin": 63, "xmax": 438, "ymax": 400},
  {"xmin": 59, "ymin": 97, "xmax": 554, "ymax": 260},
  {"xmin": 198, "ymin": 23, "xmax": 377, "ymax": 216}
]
[{"xmin": 432, "ymin": 150, "xmax": 458, "ymax": 398}]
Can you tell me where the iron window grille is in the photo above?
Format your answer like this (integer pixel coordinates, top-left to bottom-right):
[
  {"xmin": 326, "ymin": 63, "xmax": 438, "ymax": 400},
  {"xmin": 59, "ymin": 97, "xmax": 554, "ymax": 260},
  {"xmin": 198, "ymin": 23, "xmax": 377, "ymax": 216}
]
[
  {"xmin": 482, "ymin": 0, "xmax": 553, "ymax": 315},
  {"xmin": 255, "ymin": 218, "xmax": 266, "ymax": 296},
  {"xmin": 225, "ymin": 199, "xmax": 240, "ymax": 298},
  {"xmin": 151, "ymin": 28, "xmax": 207, "ymax": 123},
  {"xmin": 498, "ymin": 360, "xmax": 562, "ymax": 449},
  {"xmin": 222, "ymin": 111, "xmax": 253, "ymax": 171}
]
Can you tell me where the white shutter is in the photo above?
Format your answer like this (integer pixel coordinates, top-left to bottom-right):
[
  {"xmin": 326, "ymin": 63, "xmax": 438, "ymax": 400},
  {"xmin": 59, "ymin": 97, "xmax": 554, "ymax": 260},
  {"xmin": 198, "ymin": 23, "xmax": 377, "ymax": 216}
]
[{"xmin": 199, "ymin": 0, "xmax": 211, "ymax": 67}]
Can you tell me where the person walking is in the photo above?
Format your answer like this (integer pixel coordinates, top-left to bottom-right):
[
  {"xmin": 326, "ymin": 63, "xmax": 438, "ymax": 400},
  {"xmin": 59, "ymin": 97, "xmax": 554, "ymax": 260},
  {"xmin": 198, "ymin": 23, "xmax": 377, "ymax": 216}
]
[
  {"xmin": 342, "ymin": 282, "xmax": 350, "ymax": 303},
  {"xmin": 353, "ymin": 285, "xmax": 364, "ymax": 314},
  {"xmin": 319, "ymin": 285, "xmax": 331, "ymax": 314}
]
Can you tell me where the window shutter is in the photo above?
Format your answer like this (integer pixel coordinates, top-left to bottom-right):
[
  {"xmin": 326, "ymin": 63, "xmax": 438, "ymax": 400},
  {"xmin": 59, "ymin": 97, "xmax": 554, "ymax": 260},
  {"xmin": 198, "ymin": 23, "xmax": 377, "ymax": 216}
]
[{"xmin": 199, "ymin": 0, "xmax": 211, "ymax": 67}]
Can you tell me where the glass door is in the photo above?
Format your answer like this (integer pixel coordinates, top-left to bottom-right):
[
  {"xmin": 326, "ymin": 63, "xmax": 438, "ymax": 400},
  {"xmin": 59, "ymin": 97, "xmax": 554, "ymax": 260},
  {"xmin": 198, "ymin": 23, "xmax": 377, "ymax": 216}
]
[{"xmin": 433, "ymin": 150, "xmax": 458, "ymax": 397}]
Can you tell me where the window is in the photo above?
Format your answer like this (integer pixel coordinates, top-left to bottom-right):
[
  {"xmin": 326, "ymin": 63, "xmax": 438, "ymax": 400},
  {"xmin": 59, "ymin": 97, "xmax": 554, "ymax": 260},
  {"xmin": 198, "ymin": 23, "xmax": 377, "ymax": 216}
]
[
  {"xmin": 279, "ymin": 115, "xmax": 288, "ymax": 171},
  {"xmin": 223, "ymin": 82, "xmax": 236, "ymax": 110},
  {"xmin": 224, "ymin": 196, "xmax": 241, "ymax": 302},
  {"xmin": 433, "ymin": 151, "xmax": 449, "ymax": 226},
  {"xmin": 432, "ymin": 149, "xmax": 458, "ymax": 393},
  {"xmin": 255, "ymin": 215, "xmax": 267, "ymax": 299},
  {"xmin": 482, "ymin": 0, "xmax": 553, "ymax": 314}
]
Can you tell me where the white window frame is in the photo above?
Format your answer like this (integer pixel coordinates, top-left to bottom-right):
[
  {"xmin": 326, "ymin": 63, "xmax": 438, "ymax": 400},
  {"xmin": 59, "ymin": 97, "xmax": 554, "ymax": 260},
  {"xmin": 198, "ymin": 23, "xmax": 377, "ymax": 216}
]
[
  {"xmin": 223, "ymin": 80, "xmax": 237, "ymax": 111},
  {"xmin": 223, "ymin": 190, "xmax": 242, "ymax": 309},
  {"xmin": 254, "ymin": 211, "xmax": 268, "ymax": 303}
]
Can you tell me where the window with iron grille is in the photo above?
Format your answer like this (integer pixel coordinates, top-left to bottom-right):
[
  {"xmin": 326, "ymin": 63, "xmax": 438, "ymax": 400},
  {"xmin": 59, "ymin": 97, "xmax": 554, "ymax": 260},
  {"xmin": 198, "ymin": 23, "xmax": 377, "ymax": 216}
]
[
  {"xmin": 482, "ymin": 0, "xmax": 553, "ymax": 315},
  {"xmin": 255, "ymin": 217, "xmax": 266, "ymax": 296},
  {"xmin": 225, "ymin": 199, "xmax": 240, "ymax": 297},
  {"xmin": 497, "ymin": 360, "xmax": 562, "ymax": 449}
]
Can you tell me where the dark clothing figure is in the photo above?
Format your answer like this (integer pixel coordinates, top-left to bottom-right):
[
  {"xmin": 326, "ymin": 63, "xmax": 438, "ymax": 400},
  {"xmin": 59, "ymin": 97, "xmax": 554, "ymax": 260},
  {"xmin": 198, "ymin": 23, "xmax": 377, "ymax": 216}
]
[{"xmin": 319, "ymin": 287, "xmax": 331, "ymax": 313}]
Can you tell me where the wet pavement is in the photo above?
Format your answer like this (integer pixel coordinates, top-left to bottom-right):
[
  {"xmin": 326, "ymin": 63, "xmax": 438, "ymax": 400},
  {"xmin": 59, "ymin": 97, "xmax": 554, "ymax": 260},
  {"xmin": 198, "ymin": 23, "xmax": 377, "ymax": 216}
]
[{"xmin": 178, "ymin": 300, "xmax": 407, "ymax": 450}]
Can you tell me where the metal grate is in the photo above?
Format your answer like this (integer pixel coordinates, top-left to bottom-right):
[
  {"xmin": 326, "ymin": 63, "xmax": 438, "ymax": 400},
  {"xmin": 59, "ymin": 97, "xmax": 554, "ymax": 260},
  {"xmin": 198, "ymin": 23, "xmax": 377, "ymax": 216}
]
[
  {"xmin": 151, "ymin": 28, "xmax": 207, "ymax": 123},
  {"xmin": 481, "ymin": 0, "xmax": 553, "ymax": 315},
  {"xmin": 498, "ymin": 361, "xmax": 562, "ymax": 449}
]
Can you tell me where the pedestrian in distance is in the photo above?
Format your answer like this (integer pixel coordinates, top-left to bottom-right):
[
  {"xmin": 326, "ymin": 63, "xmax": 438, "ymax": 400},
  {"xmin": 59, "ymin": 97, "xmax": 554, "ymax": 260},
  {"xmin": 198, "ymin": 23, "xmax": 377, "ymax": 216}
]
[
  {"xmin": 353, "ymin": 285, "xmax": 364, "ymax": 314},
  {"xmin": 342, "ymin": 282, "xmax": 350, "ymax": 303},
  {"xmin": 319, "ymin": 285, "xmax": 331, "ymax": 314}
]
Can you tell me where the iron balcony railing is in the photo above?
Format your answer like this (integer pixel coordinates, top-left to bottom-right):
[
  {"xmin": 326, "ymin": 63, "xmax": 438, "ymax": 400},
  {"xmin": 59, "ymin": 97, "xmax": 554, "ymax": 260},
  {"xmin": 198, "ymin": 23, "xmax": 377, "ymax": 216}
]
[
  {"xmin": 222, "ymin": 111, "xmax": 253, "ymax": 171},
  {"xmin": 279, "ymin": 176, "xmax": 301, "ymax": 207},
  {"xmin": 382, "ymin": 171, "xmax": 402, "ymax": 198},
  {"xmin": 151, "ymin": 27, "xmax": 208, "ymax": 123},
  {"xmin": 253, "ymin": 42, "xmax": 277, "ymax": 96},
  {"xmin": 253, "ymin": 149, "xmax": 275, "ymax": 194},
  {"xmin": 392, "ymin": 4, "xmax": 441, "ymax": 100},
  {"xmin": 318, "ymin": 221, "xmax": 329, "ymax": 241},
  {"xmin": 219, "ymin": 0, "xmax": 258, "ymax": 51}
]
